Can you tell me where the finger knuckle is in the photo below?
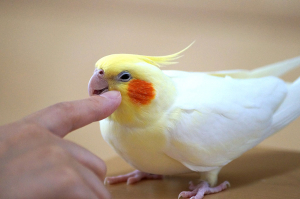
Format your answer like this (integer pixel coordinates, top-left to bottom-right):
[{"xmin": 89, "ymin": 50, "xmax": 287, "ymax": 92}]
[
  {"xmin": 56, "ymin": 167, "xmax": 92, "ymax": 199},
  {"xmin": 53, "ymin": 102, "xmax": 81, "ymax": 127},
  {"xmin": 42, "ymin": 145, "xmax": 69, "ymax": 163},
  {"xmin": 53, "ymin": 102, "xmax": 75, "ymax": 115},
  {"xmin": 57, "ymin": 166, "xmax": 81, "ymax": 186}
]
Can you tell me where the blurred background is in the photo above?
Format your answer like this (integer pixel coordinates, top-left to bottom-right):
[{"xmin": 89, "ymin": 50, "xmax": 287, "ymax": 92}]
[{"xmin": 1, "ymin": 0, "xmax": 300, "ymax": 161}]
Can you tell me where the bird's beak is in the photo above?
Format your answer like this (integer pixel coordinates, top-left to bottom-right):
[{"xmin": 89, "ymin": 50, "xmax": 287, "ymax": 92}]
[{"xmin": 88, "ymin": 69, "xmax": 109, "ymax": 96}]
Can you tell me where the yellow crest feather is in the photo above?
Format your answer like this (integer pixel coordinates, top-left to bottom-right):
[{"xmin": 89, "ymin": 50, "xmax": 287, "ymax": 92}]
[
  {"xmin": 138, "ymin": 42, "xmax": 194, "ymax": 67},
  {"xmin": 96, "ymin": 42, "xmax": 194, "ymax": 70}
]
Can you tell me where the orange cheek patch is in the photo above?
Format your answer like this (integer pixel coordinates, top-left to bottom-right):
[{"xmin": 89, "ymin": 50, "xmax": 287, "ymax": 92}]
[{"xmin": 128, "ymin": 79, "xmax": 155, "ymax": 105}]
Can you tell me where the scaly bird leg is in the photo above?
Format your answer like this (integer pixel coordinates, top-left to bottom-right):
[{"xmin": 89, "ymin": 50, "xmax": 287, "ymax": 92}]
[
  {"xmin": 178, "ymin": 181, "xmax": 230, "ymax": 199},
  {"xmin": 105, "ymin": 170, "xmax": 163, "ymax": 185}
]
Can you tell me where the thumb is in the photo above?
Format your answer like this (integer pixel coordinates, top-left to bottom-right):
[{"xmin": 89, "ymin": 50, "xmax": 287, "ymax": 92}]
[{"xmin": 25, "ymin": 91, "xmax": 121, "ymax": 137}]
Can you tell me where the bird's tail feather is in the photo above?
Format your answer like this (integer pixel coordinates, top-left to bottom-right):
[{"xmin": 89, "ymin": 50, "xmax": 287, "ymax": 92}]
[
  {"xmin": 208, "ymin": 56, "xmax": 300, "ymax": 79},
  {"xmin": 266, "ymin": 77, "xmax": 300, "ymax": 138},
  {"xmin": 250, "ymin": 56, "xmax": 300, "ymax": 78}
]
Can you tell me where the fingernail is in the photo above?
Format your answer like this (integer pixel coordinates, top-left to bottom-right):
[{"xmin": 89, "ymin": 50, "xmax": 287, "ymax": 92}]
[{"xmin": 100, "ymin": 91, "xmax": 121, "ymax": 99}]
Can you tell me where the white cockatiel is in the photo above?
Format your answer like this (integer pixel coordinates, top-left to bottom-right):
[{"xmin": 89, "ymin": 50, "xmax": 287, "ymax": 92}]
[{"xmin": 88, "ymin": 46, "xmax": 300, "ymax": 199}]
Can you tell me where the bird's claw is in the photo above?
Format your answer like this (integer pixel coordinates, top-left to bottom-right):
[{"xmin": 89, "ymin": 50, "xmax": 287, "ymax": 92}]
[{"xmin": 178, "ymin": 180, "xmax": 230, "ymax": 199}]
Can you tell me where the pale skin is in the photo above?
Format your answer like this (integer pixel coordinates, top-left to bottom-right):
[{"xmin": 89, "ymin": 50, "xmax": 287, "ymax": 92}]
[{"xmin": 0, "ymin": 91, "xmax": 121, "ymax": 199}]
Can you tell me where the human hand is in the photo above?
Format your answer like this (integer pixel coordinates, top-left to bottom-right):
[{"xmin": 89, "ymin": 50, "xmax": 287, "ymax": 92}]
[{"xmin": 0, "ymin": 91, "xmax": 121, "ymax": 199}]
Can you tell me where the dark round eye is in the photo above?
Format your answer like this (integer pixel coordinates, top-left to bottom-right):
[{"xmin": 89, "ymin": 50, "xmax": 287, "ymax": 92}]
[{"xmin": 117, "ymin": 71, "xmax": 132, "ymax": 82}]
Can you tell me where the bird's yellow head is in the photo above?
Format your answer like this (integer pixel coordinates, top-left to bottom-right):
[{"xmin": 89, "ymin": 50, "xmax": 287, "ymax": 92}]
[{"xmin": 88, "ymin": 44, "xmax": 192, "ymax": 127}]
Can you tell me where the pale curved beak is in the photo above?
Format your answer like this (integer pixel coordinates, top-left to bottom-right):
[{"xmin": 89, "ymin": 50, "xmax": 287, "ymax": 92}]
[{"xmin": 88, "ymin": 69, "xmax": 109, "ymax": 96}]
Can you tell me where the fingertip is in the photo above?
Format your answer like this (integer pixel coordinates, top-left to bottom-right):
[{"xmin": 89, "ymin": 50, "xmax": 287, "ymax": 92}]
[
  {"xmin": 93, "ymin": 91, "xmax": 122, "ymax": 110},
  {"xmin": 101, "ymin": 91, "xmax": 122, "ymax": 110},
  {"xmin": 89, "ymin": 91, "xmax": 121, "ymax": 121}
]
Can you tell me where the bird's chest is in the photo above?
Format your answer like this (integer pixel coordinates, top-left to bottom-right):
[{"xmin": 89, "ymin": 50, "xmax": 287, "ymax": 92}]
[{"xmin": 100, "ymin": 119, "xmax": 189, "ymax": 175}]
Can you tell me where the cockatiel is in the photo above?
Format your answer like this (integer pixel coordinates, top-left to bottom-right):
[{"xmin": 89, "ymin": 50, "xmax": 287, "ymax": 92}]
[{"xmin": 88, "ymin": 45, "xmax": 300, "ymax": 199}]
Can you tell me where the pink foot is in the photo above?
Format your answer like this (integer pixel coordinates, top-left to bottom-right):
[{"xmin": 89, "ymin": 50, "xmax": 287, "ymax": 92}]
[
  {"xmin": 105, "ymin": 170, "xmax": 163, "ymax": 185},
  {"xmin": 178, "ymin": 181, "xmax": 230, "ymax": 199}
]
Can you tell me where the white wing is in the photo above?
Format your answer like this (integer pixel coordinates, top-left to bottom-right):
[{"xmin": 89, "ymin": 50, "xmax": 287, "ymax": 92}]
[{"xmin": 162, "ymin": 70, "xmax": 287, "ymax": 172}]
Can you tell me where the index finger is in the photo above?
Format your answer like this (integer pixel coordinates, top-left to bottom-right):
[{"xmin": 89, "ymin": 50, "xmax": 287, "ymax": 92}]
[{"xmin": 25, "ymin": 91, "xmax": 121, "ymax": 137}]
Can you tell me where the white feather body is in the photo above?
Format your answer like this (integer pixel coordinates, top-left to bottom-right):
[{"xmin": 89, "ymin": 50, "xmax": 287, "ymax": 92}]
[{"xmin": 101, "ymin": 56, "xmax": 300, "ymax": 176}]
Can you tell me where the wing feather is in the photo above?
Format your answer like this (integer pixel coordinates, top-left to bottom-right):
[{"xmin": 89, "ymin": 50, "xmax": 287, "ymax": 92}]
[{"xmin": 162, "ymin": 70, "xmax": 287, "ymax": 172}]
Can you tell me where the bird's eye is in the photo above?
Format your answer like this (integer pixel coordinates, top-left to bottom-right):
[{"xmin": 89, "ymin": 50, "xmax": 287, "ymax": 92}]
[{"xmin": 117, "ymin": 71, "xmax": 132, "ymax": 82}]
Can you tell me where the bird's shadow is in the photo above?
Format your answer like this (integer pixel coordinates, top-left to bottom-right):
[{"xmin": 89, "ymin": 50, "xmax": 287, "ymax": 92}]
[
  {"xmin": 218, "ymin": 147, "xmax": 300, "ymax": 188},
  {"xmin": 106, "ymin": 147, "xmax": 300, "ymax": 198}
]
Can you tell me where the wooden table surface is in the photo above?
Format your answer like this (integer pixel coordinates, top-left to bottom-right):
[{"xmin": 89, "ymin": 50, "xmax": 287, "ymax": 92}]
[{"xmin": 105, "ymin": 147, "xmax": 300, "ymax": 199}]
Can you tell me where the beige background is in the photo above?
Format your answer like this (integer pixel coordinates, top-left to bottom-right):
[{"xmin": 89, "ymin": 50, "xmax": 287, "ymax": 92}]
[{"xmin": 1, "ymin": 0, "xmax": 300, "ymax": 161}]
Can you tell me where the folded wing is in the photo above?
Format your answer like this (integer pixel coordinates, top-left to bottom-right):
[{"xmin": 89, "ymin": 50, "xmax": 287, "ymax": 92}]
[{"xmin": 162, "ymin": 71, "xmax": 287, "ymax": 172}]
